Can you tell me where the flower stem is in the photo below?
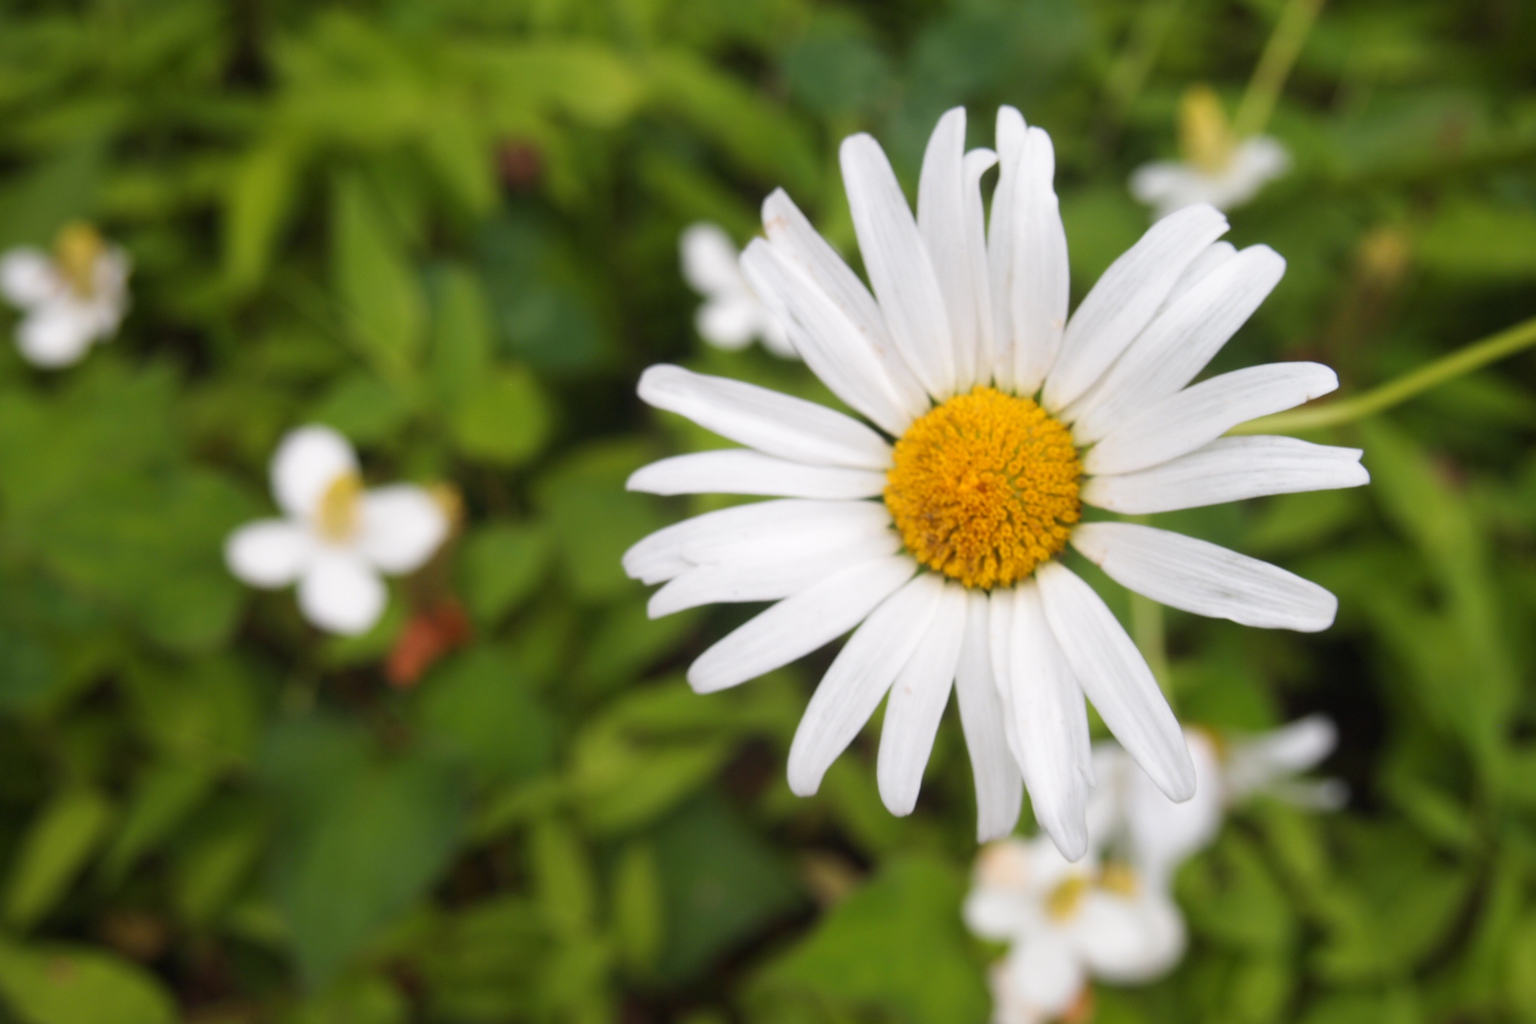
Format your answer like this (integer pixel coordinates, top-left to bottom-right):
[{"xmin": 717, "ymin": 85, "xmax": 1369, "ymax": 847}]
[
  {"xmin": 1231, "ymin": 0, "xmax": 1327, "ymax": 139},
  {"xmin": 1233, "ymin": 313, "xmax": 1536, "ymax": 435}
]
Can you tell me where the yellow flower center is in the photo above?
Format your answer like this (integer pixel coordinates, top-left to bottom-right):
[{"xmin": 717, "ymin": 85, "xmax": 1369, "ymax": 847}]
[
  {"xmin": 1178, "ymin": 85, "xmax": 1236, "ymax": 175},
  {"xmin": 314, "ymin": 472, "xmax": 364, "ymax": 543},
  {"xmin": 1098, "ymin": 862, "xmax": 1140, "ymax": 898},
  {"xmin": 53, "ymin": 222, "xmax": 106, "ymax": 300},
  {"xmin": 884, "ymin": 386, "xmax": 1081, "ymax": 590},
  {"xmin": 1046, "ymin": 875, "xmax": 1089, "ymax": 922}
]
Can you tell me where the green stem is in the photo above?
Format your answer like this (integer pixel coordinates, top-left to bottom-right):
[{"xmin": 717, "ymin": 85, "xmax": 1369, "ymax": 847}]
[
  {"xmin": 1231, "ymin": 0, "xmax": 1327, "ymax": 139},
  {"xmin": 1233, "ymin": 313, "xmax": 1536, "ymax": 435},
  {"xmin": 1100, "ymin": 0, "xmax": 1186, "ymax": 122}
]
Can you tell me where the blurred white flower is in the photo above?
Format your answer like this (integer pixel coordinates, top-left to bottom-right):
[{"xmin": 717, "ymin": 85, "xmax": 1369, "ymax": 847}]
[
  {"xmin": 1090, "ymin": 716, "xmax": 1344, "ymax": 887},
  {"xmin": 0, "ymin": 222, "xmax": 130, "ymax": 368},
  {"xmin": 965, "ymin": 837, "xmax": 1185, "ymax": 1021},
  {"xmin": 680, "ymin": 222, "xmax": 796, "ymax": 358},
  {"xmin": 1130, "ymin": 86, "xmax": 1290, "ymax": 220},
  {"xmin": 225, "ymin": 425, "xmax": 449, "ymax": 636}
]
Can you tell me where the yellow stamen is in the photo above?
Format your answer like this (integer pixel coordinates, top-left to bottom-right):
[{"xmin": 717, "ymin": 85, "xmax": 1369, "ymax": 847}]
[
  {"xmin": 1046, "ymin": 875, "xmax": 1089, "ymax": 922},
  {"xmin": 1178, "ymin": 85, "xmax": 1236, "ymax": 175},
  {"xmin": 1099, "ymin": 862, "xmax": 1140, "ymax": 897},
  {"xmin": 314, "ymin": 472, "xmax": 364, "ymax": 543},
  {"xmin": 884, "ymin": 386, "xmax": 1081, "ymax": 590},
  {"xmin": 53, "ymin": 222, "xmax": 106, "ymax": 300}
]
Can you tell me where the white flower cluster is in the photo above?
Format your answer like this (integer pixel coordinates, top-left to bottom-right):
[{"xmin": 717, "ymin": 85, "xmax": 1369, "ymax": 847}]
[{"xmin": 966, "ymin": 716, "xmax": 1341, "ymax": 1023}]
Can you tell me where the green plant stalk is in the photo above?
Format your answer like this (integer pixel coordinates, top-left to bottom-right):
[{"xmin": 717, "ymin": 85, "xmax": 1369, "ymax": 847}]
[
  {"xmin": 1130, "ymin": 589, "xmax": 1172, "ymax": 698},
  {"xmin": 1231, "ymin": 0, "xmax": 1327, "ymax": 139},
  {"xmin": 1233, "ymin": 313, "xmax": 1536, "ymax": 434}
]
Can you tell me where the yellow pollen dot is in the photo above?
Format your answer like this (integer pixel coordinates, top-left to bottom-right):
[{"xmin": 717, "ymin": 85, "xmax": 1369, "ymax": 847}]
[
  {"xmin": 1178, "ymin": 85, "xmax": 1236, "ymax": 175},
  {"xmin": 1098, "ymin": 862, "xmax": 1140, "ymax": 898},
  {"xmin": 884, "ymin": 386, "xmax": 1081, "ymax": 590},
  {"xmin": 1046, "ymin": 875, "xmax": 1089, "ymax": 922},
  {"xmin": 53, "ymin": 221, "xmax": 106, "ymax": 300},
  {"xmin": 314, "ymin": 472, "xmax": 364, "ymax": 543}
]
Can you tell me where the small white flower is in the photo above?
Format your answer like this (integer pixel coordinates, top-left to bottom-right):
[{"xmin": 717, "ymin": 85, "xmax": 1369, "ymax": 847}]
[
  {"xmin": 965, "ymin": 837, "xmax": 1186, "ymax": 1020},
  {"xmin": 1090, "ymin": 716, "xmax": 1344, "ymax": 887},
  {"xmin": 626, "ymin": 107, "xmax": 1367, "ymax": 858},
  {"xmin": 0, "ymin": 222, "xmax": 131, "ymax": 368},
  {"xmin": 225, "ymin": 425, "xmax": 449, "ymax": 636},
  {"xmin": 680, "ymin": 223, "xmax": 796, "ymax": 358},
  {"xmin": 1130, "ymin": 86, "xmax": 1291, "ymax": 220}
]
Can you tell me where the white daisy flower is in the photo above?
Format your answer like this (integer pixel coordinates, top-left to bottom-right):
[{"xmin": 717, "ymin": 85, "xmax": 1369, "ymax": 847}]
[
  {"xmin": 624, "ymin": 106, "xmax": 1367, "ymax": 857},
  {"xmin": 0, "ymin": 222, "xmax": 131, "ymax": 368},
  {"xmin": 680, "ymin": 222, "xmax": 796, "ymax": 358},
  {"xmin": 225, "ymin": 425, "xmax": 449, "ymax": 636},
  {"xmin": 965, "ymin": 837, "xmax": 1186, "ymax": 1019},
  {"xmin": 1129, "ymin": 86, "xmax": 1291, "ymax": 220},
  {"xmin": 1090, "ymin": 716, "xmax": 1344, "ymax": 888}
]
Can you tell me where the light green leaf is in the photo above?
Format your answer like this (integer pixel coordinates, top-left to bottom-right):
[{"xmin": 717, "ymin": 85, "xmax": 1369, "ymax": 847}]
[
  {"xmin": 458, "ymin": 522, "xmax": 551, "ymax": 625},
  {"xmin": 330, "ymin": 170, "xmax": 425, "ymax": 378},
  {"xmin": 449, "ymin": 364, "xmax": 552, "ymax": 466},
  {"xmin": 0, "ymin": 939, "xmax": 176, "ymax": 1024},
  {"xmin": 4, "ymin": 789, "xmax": 113, "ymax": 932}
]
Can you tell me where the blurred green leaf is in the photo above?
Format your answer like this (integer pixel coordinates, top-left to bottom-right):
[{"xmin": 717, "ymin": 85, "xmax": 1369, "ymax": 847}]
[
  {"xmin": 0, "ymin": 939, "xmax": 176, "ymax": 1024},
  {"xmin": 1418, "ymin": 198, "xmax": 1536, "ymax": 279},
  {"xmin": 416, "ymin": 647, "xmax": 556, "ymax": 785},
  {"xmin": 449, "ymin": 364, "xmax": 552, "ymax": 465},
  {"xmin": 330, "ymin": 170, "xmax": 426, "ymax": 378},
  {"xmin": 4, "ymin": 788, "xmax": 113, "ymax": 932},
  {"xmin": 458, "ymin": 521, "xmax": 552, "ymax": 625},
  {"xmin": 752, "ymin": 854, "xmax": 983, "ymax": 1024}
]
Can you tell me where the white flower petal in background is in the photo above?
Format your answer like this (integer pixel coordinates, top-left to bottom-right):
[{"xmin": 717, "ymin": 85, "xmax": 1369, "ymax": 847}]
[
  {"xmin": 357, "ymin": 485, "xmax": 449, "ymax": 574},
  {"xmin": 225, "ymin": 520, "xmax": 314, "ymax": 588},
  {"xmin": 0, "ymin": 249, "xmax": 58, "ymax": 306},
  {"xmin": 271, "ymin": 425, "xmax": 359, "ymax": 521},
  {"xmin": 1132, "ymin": 137, "xmax": 1292, "ymax": 219},
  {"xmin": 299, "ymin": 550, "xmax": 386, "ymax": 637},
  {"xmin": 680, "ymin": 222, "xmax": 797, "ymax": 358}
]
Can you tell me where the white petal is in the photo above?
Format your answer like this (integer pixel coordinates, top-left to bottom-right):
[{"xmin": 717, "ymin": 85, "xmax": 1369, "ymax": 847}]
[
  {"xmin": 742, "ymin": 238, "xmax": 920, "ymax": 435},
  {"xmin": 1070, "ymin": 522, "xmax": 1338, "ymax": 632},
  {"xmin": 1, "ymin": 249, "xmax": 60, "ymax": 306},
  {"xmin": 1081, "ymin": 436, "xmax": 1369, "ymax": 515},
  {"xmin": 680, "ymin": 223, "xmax": 744, "ymax": 295},
  {"xmin": 917, "ymin": 109, "xmax": 980, "ymax": 395},
  {"xmin": 621, "ymin": 499, "xmax": 888, "ymax": 585},
  {"xmin": 760, "ymin": 190, "xmax": 928, "ymax": 413},
  {"xmin": 1225, "ymin": 714, "xmax": 1337, "ymax": 800},
  {"xmin": 1007, "ymin": 937, "xmax": 1086, "ymax": 1017},
  {"xmin": 1067, "ymin": 244, "xmax": 1287, "ymax": 442},
  {"xmin": 626, "ymin": 450, "xmax": 886, "ymax": 500},
  {"xmin": 1005, "ymin": 582, "xmax": 1092, "ymax": 860},
  {"xmin": 987, "ymin": 107, "xmax": 1029, "ymax": 391},
  {"xmin": 877, "ymin": 581, "xmax": 968, "ymax": 815},
  {"xmin": 1125, "ymin": 729, "xmax": 1224, "ymax": 886},
  {"xmin": 686, "ymin": 555, "xmax": 916, "ymax": 693},
  {"xmin": 1009, "ymin": 127, "xmax": 1069, "ymax": 396},
  {"xmin": 271, "ymin": 425, "xmax": 359, "ymax": 521},
  {"xmin": 1044, "ymin": 204, "xmax": 1229, "ymax": 411},
  {"xmin": 957, "ymin": 147, "xmax": 999, "ymax": 393},
  {"xmin": 954, "ymin": 590, "xmax": 1024, "ymax": 841},
  {"xmin": 356, "ymin": 485, "xmax": 448, "ymax": 575},
  {"xmin": 1166, "ymin": 240, "xmax": 1237, "ymax": 306},
  {"xmin": 648, "ymin": 531, "xmax": 900, "ymax": 617},
  {"xmin": 638, "ymin": 365, "xmax": 892, "ymax": 469},
  {"xmin": 988, "ymin": 587, "xmax": 1021, "ymax": 767},
  {"xmin": 224, "ymin": 519, "xmax": 314, "ymax": 588},
  {"xmin": 1071, "ymin": 889, "xmax": 1186, "ymax": 982},
  {"xmin": 787, "ymin": 573, "xmax": 944, "ymax": 796},
  {"xmin": 1035, "ymin": 562, "xmax": 1194, "ymax": 802},
  {"xmin": 842, "ymin": 132, "xmax": 956, "ymax": 398},
  {"xmin": 1128, "ymin": 161, "xmax": 1201, "ymax": 215},
  {"xmin": 298, "ymin": 551, "xmax": 386, "ymax": 636},
  {"xmin": 760, "ymin": 315, "xmax": 799, "ymax": 359},
  {"xmin": 16, "ymin": 305, "xmax": 97, "ymax": 368},
  {"xmin": 963, "ymin": 886, "xmax": 1031, "ymax": 942},
  {"xmin": 696, "ymin": 297, "xmax": 758, "ymax": 349},
  {"xmin": 1085, "ymin": 361, "xmax": 1338, "ymax": 475}
]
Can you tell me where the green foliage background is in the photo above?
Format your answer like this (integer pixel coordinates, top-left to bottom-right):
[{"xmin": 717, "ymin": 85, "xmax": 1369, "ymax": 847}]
[{"xmin": 0, "ymin": 0, "xmax": 1534, "ymax": 1022}]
